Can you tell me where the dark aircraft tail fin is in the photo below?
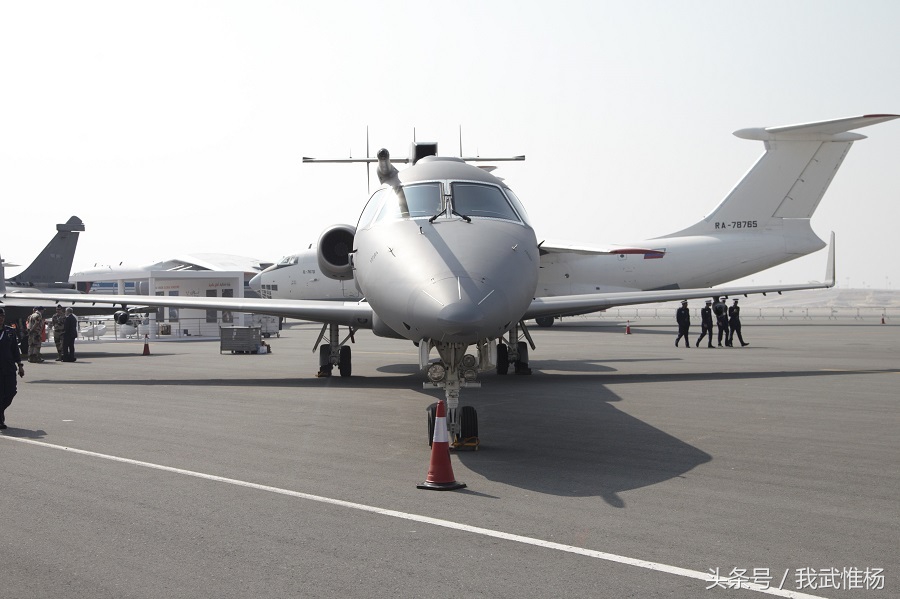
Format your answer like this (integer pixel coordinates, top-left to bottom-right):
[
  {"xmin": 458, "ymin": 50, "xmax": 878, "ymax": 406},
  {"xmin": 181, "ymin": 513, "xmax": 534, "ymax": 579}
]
[{"xmin": 10, "ymin": 216, "xmax": 85, "ymax": 286}]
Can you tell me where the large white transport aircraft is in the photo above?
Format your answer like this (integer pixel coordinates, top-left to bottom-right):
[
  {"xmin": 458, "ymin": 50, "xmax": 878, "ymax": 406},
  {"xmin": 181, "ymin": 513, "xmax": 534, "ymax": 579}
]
[{"xmin": 6, "ymin": 114, "xmax": 896, "ymax": 445}]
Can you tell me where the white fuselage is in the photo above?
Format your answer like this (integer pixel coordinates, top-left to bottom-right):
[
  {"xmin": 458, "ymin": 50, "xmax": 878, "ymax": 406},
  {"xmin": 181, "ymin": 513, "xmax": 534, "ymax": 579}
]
[
  {"xmin": 252, "ymin": 226, "xmax": 824, "ymax": 305},
  {"xmin": 538, "ymin": 229, "xmax": 825, "ymax": 296}
]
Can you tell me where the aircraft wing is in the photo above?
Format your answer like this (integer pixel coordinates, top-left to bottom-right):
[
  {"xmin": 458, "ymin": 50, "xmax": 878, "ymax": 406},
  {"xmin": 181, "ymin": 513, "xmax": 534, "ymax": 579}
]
[
  {"xmin": 524, "ymin": 233, "xmax": 836, "ymax": 320},
  {"xmin": 538, "ymin": 240, "xmax": 663, "ymax": 256},
  {"xmin": 1, "ymin": 293, "xmax": 375, "ymax": 329}
]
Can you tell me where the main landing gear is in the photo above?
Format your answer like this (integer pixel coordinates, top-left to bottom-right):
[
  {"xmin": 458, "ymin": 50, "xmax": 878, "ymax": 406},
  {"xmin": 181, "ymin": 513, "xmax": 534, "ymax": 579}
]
[
  {"xmin": 496, "ymin": 320, "xmax": 535, "ymax": 375},
  {"xmin": 314, "ymin": 323, "xmax": 356, "ymax": 377}
]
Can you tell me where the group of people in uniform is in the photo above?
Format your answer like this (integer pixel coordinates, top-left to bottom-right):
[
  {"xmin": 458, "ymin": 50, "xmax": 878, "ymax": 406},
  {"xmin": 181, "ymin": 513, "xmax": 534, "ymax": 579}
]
[
  {"xmin": 1, "ymin": 305, "xmax": 78, "ymax": 430},
  {"xmin": 675, "ymin": 296, "xmax": 748, "ymax": 348},
  {"xmin": 23, "ymin": 305, "xmax": 79, "ymax": 363}
]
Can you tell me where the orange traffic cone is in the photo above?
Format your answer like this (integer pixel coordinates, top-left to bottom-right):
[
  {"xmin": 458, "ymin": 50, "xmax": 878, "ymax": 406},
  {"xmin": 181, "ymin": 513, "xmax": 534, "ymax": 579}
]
[
  {"xmin": 142, "ymin": 334, "xmax": 150, "ymax": 356},
  {"xmin": 625, "ymin": 320, "xmax": 631, "ymax": 335},
  {"xmin": 417, "ymin": 400, "xmax": 466, "ymax": 491}
]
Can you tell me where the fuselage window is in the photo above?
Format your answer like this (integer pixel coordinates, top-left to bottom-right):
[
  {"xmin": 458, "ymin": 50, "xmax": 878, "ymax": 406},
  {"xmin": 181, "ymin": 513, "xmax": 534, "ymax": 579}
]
[
  {"xmin": 376, "ymin": 182, "xmax": 442, "ymax": 222},
  {"xmin": 451, "ymin": 182, "xmax": 520, "ymax": 222}
]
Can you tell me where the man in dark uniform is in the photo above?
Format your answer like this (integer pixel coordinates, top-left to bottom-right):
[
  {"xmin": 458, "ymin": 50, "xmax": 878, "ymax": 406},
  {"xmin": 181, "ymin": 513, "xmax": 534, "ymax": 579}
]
[
  {"xmin": 675, "ymin": 300, "xmax": 691, "ymax": 348},
  {"xmin": 728, "ymin": 298, "xmax": 749, "ymax": 347},
  {"xmin": 62, "ymin": 307, "xmax": 78, "ymax": 362},
  {"xmin": 696, "ymin": 299, "xmax": 715, "ymax": 348},
  {"xmin": 0, "ymin": 308, "xmax": 27, "ymax": 430},
  {"xmin": 713, "ymin": 296, "xmax": 729, "ymax": 347}
]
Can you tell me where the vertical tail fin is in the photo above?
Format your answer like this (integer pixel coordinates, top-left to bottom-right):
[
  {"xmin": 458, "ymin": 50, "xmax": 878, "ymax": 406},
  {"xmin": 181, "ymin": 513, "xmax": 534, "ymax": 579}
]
[
  {"xmin": 10, "ymin": 216, "xmax": 85, "ymax": 285},
  {"xmin": 667, "ymin": 115, "xmax": 899, "ymax": 236}
]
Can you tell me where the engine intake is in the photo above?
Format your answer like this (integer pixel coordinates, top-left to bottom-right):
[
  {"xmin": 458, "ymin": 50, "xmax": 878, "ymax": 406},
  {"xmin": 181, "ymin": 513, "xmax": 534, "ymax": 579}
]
[{"xmin": 317, "ymin": 224, "xmax": 356, "ymax": 280}]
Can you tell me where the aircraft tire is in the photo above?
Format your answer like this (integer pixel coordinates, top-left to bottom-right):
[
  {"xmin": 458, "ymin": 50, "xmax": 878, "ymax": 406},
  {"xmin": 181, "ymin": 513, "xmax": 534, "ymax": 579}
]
[
  {"xmin": 516, "ymin": 341, "xmax": 529, "ymax": 364},
  {"xmin": 459, "ymin": 405, "xmax": 478, "ymax": 440},
  {"xmin": 339, "ymin": 345, "xmax": 352, "ymax": 377},
  {"xmin": 515, "ymin": 341, "xmax": 531, "ymax": 375},
  {"xmin": 318, "ymin": 345, "xmax": 333, "ymax": 376},
  {"xmin": 496, "ymin": 343, "xmax": 509, "ymax": 375}
]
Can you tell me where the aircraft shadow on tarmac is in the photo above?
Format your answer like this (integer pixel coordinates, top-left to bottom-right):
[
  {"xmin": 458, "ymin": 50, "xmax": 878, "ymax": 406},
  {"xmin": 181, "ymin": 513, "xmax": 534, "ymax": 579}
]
[
  {"xmin": 449, "ymin": 367, "xmax": 900, "ymax": 507},
  {"xmin": 30, "ymin": 364, "xmax": 896, "ymax": 391},
  {"xmin": 29, "ymin": 366, "xmax": 897, "ymax": 508},
  {"xmin": 455, "ymin": 383, "xmax": 709, "ymax": 508},
  {"xmin": 540, "ymin": 323, "xmax": 676, "ymax": 336}
]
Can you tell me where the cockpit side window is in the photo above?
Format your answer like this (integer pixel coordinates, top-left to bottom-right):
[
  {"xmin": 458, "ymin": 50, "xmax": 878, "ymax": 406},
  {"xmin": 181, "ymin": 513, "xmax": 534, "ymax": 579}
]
[
  {"xmin": 503, "ymin": 189, "xmax": 532, "ymax": 227},
  {"xmin": 376, "ymin": 182, "xmax": 442, "ymax": 222},
  {"xmin": 451, "ymin": 183, "xmax": 520, "ymax": 222},
  {"xmin": 357, "ymin": 189, "xmax": 386, "ymax": 230}
]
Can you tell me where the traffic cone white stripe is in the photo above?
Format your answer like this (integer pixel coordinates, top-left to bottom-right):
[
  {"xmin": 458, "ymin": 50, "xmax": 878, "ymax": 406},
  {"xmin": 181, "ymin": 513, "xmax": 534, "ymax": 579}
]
[{"xmin": 432, "ymin": 416, "xmax": 449, "ymax": 444}]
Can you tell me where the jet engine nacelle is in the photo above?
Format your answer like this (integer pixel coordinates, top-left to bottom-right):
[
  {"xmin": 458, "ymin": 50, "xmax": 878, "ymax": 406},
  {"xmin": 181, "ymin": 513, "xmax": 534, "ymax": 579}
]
[
  {"xmin": 114, "ymin": 310, "xmax": 130, "ymax": 325},
  {"xmin": 317, "ymin": 224, "xmax": 356, "ymax": 280}
]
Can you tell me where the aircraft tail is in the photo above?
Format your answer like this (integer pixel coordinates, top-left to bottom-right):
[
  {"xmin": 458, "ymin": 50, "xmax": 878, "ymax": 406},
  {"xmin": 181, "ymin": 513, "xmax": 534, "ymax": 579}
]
[
  {"xmin": 665, "ymin": 114, "xmax": 898, "ymax": 237},
  {"xmin": 10, "ymin": 216, "xmax": 85, "ymax": 285}
]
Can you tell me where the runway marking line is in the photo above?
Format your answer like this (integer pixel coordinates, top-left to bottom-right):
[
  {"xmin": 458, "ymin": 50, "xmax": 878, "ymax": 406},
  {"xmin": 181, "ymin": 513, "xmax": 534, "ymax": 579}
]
[{"xmin": 2, "ymin": 435, "xmax": 827, "ymax": 599}]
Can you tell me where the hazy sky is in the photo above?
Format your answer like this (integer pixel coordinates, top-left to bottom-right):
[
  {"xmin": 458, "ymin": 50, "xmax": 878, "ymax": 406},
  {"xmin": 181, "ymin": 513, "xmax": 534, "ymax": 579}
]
[{"xmin": 2, "ymin": 1, "xmax": 898, "ymax": 289}]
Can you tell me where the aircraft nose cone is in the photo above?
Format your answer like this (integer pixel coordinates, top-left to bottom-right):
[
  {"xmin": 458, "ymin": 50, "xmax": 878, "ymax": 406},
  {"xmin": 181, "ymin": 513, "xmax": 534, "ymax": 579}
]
[
  {"xmin": 437, "ymin": 302, "xmax": 484, "ymax": 335},
  {"xmin": 248, "ymin": 273, "xmax": 262, "ymax": 292}
]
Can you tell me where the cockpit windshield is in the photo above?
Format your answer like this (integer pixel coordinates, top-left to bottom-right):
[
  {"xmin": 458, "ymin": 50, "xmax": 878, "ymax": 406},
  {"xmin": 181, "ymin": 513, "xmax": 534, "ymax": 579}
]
[
  {"xmin": 359, "ymin": 180, "xmax": 527, "ymax": 227},
  {"xmin": 451, "ymin": 183, "xmax": 520, "ymax": 222},
  {"xmin": 377, "ymin": 182, "xmax": 442, "ymax": 221},
  {"xmin": 277, "ymin": 254, "xmax": 299, "ymax": 267}
]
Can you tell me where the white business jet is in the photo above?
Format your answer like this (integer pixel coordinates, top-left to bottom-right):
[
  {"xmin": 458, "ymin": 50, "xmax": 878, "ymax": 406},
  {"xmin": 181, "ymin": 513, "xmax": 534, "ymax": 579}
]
[{"xmin": 7, "ymin": 114, "xmax": 896, "ymax": 446}]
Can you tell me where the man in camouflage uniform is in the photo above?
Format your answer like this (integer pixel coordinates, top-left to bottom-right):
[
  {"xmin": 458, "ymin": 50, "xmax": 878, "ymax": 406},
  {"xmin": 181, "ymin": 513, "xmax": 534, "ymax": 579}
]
[
  {"xmin": 50, "ymin": 305, "xmax": 67, "ymax": 361},
  {"xmin": 26, "ymin": 307, "xmax": 46, "ymax": 363}
]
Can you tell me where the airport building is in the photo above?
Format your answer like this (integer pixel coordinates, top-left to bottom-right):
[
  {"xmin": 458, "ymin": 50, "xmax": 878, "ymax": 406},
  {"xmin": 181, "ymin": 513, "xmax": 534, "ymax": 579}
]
[{"xmin": 70, "ymin": 254, "xmax": 272, "ymax": 338}]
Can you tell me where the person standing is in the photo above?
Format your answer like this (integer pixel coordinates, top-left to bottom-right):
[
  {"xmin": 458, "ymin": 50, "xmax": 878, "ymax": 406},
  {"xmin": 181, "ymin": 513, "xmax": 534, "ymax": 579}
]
[
  {"xmin": 729, "ymin": 298, "xmax": 749, "ymax": 347},
  {"xmin": 675, "ymin": 300, "xmax": 691, "ymax": 348},
  {"xmin": 62, "ymin": 307, "xmax": 78, "ymax": 362},
  {"xmin": 713, "ymin": 296, "xmax": 729, "ymax": 347},
  {"xmin": 696, "ymin": 300, "xmax": 715, "ymax": 348},
  {"xmin": 50, "ymin": 305, "xmax": 67, "ymax": 361},
  {"xmin": 26, "ymin": 307, "xmax": 45, "ymax": 363},
  {"xmin": 0, "ymin": 308, "xmax": 26, "ymax": 430}
]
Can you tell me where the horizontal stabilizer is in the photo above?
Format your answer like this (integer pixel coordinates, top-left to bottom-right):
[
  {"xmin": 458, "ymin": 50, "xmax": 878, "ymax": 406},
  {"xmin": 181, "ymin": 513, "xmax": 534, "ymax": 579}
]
[{"xmin": 735, "ymin": 114, "xmax": 899, "ymax": 141}]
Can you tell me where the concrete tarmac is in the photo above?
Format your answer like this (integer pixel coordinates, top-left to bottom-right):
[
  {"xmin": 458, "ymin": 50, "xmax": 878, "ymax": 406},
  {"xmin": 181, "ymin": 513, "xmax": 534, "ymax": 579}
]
[{"xmin": 1, "ymin": 321, "xmax": 897, "ymax": 598}]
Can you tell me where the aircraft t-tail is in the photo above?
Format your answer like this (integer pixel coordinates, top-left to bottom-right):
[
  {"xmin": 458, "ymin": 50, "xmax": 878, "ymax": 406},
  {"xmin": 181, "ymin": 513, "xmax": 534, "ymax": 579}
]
[{"xmin": 6, "ymin": 115, "xmax": 896, "ymax": 447}]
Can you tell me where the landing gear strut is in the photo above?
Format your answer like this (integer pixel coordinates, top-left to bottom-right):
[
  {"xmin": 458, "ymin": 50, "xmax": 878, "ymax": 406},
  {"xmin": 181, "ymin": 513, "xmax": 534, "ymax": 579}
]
[
  {"xmin": 314, "ymin": 323, "xmax": 356, "ymax": 377},
  {"xmin": 496, "ymin": 320, "xmax": 535, "ymax": 375},
  {"xmin": 421, "ymin": 340, "xmax": 490, "ymax": 450}
]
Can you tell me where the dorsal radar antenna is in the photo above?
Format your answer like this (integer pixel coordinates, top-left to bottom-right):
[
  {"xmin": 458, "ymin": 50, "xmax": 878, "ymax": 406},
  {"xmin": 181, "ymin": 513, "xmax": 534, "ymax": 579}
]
[{"xmin": 302, "ymin": 128, "xmax": 526, "ymax": 190}]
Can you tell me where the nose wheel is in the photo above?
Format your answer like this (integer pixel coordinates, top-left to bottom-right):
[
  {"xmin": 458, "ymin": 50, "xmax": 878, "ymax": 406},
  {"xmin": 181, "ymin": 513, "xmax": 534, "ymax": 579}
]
[
  {"xmin": 427, "ymin": 403, "xmax": 479, "ymax": 450},
  {"xmin": 423, "ymin": 342, "xmax": 481, "ymax": 450}
]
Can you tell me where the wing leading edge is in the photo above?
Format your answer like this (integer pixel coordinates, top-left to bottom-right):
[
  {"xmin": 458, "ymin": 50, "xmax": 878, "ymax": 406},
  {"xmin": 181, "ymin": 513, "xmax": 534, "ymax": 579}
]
[{"xmin": 0, "ymin": 292, "xmax": 375, "ymax": 329}]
